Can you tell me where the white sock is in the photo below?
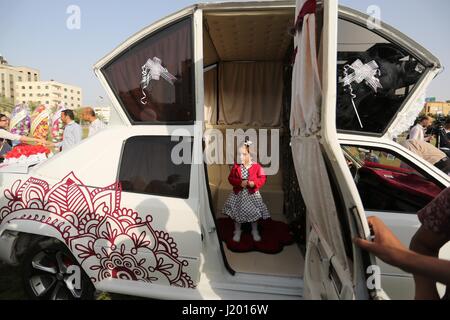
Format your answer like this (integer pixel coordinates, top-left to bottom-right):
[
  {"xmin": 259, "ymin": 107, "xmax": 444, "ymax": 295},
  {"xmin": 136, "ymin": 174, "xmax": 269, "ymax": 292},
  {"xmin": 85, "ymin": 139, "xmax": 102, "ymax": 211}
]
[
  {"xmin": 251, "ymin": 222, "xmax": 261, "ymax": 242},
  {"xmin": 233, "ymin": 222, "xmax": 242, "ymax": 242}
]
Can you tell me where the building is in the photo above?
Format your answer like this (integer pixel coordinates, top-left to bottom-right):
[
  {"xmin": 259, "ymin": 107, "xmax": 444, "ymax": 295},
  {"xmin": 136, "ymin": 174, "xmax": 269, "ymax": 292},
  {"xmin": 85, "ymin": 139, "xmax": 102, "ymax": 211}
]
[
  {"xmin": 1, "ymin": 55, "xmax": 82, "ymax": 109},
  {"xmin": 423, "ymin": 101, "xmax": 450, "ymax": 117},
  {"xmin": 93, "ymin": 106, "xmax": 111, "ymax": 124},
  {"xmin": 15, "ymin": 80, "xmax": 82, "ymax": 109},
  {"xmin": 0, "ymin": 54, "xmax": 40, "ymax": 102}
]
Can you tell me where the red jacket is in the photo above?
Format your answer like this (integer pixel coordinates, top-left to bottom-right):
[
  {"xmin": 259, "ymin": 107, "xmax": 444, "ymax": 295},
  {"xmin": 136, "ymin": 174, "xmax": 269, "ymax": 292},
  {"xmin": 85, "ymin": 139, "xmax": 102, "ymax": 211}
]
[{"xmin": 228, "ymin": 163, "xmax": 267, "ymax": 194}]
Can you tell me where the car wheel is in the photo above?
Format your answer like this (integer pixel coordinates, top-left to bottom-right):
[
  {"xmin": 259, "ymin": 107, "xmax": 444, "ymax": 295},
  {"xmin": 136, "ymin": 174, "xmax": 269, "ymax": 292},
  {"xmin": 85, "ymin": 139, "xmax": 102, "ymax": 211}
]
[{"xmin": 21, "ymin": 238, "xmax": 95, "ymax": 300}]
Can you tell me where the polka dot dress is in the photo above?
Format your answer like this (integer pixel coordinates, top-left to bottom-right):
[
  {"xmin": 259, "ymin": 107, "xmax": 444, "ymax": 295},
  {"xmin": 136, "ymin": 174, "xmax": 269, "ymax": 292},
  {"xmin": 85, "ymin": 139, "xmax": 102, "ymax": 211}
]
[{"xmin": 222, "ymin": 164, "xmax": 271, "ymax": 223}]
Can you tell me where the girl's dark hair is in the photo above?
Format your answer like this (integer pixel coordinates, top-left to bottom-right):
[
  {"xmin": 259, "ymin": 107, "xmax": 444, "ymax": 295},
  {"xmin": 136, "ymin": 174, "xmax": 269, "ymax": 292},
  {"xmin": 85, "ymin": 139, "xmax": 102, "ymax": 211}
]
[{"xmin": 242, "ymin": 137, "xmax": 253, "ymax": 152}]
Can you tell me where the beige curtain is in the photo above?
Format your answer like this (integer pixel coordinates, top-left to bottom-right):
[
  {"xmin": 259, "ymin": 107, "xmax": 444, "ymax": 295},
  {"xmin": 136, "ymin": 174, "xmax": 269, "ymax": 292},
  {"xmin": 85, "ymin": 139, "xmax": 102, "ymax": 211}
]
[
  {"xmin": 291, "ymin": 0, "xmax": 349, "ymax": 272},
  {"xmin": 218, "ymin": 62, "xmax": 283, "ymax": 127},
  {"xmin": 204, "ymin": 67, "xmax": 218, "ymax": 125}
]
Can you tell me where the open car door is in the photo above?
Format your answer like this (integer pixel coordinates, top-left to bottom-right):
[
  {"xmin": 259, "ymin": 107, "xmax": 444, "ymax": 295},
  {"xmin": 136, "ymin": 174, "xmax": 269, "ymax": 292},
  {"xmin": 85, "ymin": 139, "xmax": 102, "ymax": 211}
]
[
  {"xmin": 93, "ymin": 7, "xmax": 203, "ymax": 296},
  {"xmin": 291, "ymin": 0, "xmax": 387, "ymax": 300},
  {"xmin": 336, "ymin": 5, "xmax": 444, "ymax": 299}
]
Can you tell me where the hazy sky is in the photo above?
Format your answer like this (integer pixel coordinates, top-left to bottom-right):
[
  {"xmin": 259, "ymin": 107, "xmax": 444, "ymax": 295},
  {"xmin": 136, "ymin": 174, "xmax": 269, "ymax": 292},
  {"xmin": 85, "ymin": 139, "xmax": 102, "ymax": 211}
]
[{"xmin": 1, "ymin": 0, "xmax": 449, "ymax": 106}]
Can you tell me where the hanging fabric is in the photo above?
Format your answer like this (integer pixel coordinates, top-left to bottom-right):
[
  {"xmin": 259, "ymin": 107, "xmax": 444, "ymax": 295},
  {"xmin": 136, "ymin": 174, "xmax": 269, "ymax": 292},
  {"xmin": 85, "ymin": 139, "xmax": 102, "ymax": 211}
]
[{"xmin": 290, "ymin": 0, "xmax": 349, "ymax": 271}]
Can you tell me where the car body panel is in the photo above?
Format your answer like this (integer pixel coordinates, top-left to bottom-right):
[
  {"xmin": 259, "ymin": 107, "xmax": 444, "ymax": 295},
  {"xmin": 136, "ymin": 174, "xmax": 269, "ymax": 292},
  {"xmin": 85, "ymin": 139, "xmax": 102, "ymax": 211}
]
[{"xmin": 339, "ymin": 134, "xmax": 450, "ymax": 299}]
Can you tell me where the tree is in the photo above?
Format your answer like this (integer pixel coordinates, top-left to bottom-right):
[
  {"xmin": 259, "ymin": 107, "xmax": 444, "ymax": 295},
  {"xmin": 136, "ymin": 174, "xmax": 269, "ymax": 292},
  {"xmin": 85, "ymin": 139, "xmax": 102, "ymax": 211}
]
[
  {"xmin": 28, "ymin": 101, "xmax": 40, "ymax": 113},
  {"xmin": 74, "ymin": 108, "xmax": 83, "ymax": 124},
  {"xmin": 0, "ymin": 96, "xmax": 14, "ymax": 115},
  {"xmin": 96, "ymin": 113, "xmax": 106, "ymax": 123}
]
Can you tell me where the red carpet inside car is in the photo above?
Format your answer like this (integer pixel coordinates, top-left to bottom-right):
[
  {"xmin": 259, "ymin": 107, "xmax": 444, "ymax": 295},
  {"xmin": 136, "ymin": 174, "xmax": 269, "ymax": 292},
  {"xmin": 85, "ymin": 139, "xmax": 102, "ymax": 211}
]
[{"xmin": 217, "ymin": 217, "xmax": 295, "ymax": 254}]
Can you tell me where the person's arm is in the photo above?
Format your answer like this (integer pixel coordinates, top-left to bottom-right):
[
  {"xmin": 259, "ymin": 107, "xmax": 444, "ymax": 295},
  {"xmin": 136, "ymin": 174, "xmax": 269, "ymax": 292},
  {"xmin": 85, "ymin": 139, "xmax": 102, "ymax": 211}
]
[
  {"xmin": 396, "ymin": 250, "xmax": 450, "ymax": 288},
  {"xmin": 413, "ymin": 188, "xmax": 450, "ymax": 299},
  {"xmin": 409, "ymin": 226, "xmax": 450, "ymax": 300},
  {"xmin": 52, "ymin": 141, "xmax": 63, "ymax": 148},
  {"xmin": 354, "ymin": 217, "xmax": 450, "ymax": 288},
  {"xmin": 250, "ymin": 164, "xmax": 267, "ymax": 189},
  {"xmin": 19, "ymin": 135, "xmax": 47, "ymax": 145},
  {"xmin": 228, "ymin": 165, "xmax": 243, "ymax": 187},
  {"xmin": 0, "ymin": 129, "xmax": 46, "ymax": 145}
]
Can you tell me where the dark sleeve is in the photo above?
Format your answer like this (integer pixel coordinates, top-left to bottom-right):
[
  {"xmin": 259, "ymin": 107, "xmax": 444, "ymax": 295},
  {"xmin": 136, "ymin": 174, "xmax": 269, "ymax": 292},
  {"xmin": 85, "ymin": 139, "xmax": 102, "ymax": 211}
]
[
  {"xmin": 0, "ymin": 142, "xmax": 12, "ymax": 156},
  {"xmin": 417, "ymin": 187, "xmax": 450, "ymax": 237}
]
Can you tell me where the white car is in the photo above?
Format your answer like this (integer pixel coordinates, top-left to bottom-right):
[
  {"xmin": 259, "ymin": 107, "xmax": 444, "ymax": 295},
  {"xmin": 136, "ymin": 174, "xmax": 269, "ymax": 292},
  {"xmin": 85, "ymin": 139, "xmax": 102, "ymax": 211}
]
[{"xmin": 0, "ymin": 0, "xmax": 447, "ymax": 300}]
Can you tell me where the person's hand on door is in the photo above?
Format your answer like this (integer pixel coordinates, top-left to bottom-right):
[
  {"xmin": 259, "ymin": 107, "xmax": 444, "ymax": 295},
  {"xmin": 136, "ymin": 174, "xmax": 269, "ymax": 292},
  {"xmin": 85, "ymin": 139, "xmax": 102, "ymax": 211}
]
[{"xmin": 354, "ymin": 216, "xmax": 409, "ymax": 267}]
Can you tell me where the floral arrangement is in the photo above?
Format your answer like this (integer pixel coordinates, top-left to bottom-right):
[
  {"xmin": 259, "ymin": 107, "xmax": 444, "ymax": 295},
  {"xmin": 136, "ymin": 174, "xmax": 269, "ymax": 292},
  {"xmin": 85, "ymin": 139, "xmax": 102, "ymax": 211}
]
[
  {"xmin": 31, "ymin": 105, "xmax": 51, "ymax": 140},
  {"xmin": 51, "ymin": 105, "xmax": 65, "ymax": 144},
  {"xmin": 9, "ymin": 104, "xmax": 31, "ymax": 136},
  {"xmin": 3, "ymin": 144, "xmax": 51, "ymax": 164}
]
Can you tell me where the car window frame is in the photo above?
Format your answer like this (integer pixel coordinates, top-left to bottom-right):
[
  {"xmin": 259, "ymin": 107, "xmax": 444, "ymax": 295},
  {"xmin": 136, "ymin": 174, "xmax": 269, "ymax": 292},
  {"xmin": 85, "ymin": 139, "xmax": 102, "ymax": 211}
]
[
  {"xmin": 341, "ymin": 143, "xmax": 446, "ymax": 215},
  {"xmin": 101, "ymin": 16, "xmax": 196, "ymax": 126},
  {"xmin": 336, "ymin": 15, "xmax": 432, "ymax": 138},
  {"xmin": 116, "ymin": 135, "xmax": 193, "ymax": 199}
]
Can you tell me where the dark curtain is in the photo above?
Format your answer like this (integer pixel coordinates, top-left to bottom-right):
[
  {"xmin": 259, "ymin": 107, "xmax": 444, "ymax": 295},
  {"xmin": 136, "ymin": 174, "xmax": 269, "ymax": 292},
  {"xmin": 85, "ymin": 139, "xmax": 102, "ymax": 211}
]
[
  {"xmin": 119, "ymin": 136, "xmax": 192, "ymax": 199},
  {"xmin": 103, "ymin": 18, "xmax": 194, "ymax": 123},
  {"xmin": 282, "ymin": 62, "xmax": 307, "ymax": 244}
]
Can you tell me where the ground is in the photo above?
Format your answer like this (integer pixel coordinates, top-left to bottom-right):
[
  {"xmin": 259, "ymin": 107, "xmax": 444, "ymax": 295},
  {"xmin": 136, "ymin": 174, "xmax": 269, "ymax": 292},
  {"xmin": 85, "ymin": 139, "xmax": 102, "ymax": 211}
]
[{"xmin": 0, "ymin": 263, "xmax": 25, "ymax": 300}]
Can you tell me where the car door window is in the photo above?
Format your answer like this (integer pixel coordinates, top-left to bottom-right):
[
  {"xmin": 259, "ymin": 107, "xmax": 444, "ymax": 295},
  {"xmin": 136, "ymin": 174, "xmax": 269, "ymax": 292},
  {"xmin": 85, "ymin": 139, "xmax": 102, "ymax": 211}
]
[
  {"xmin": 118, "ymin": 136, "xmax": 192, "ymax": 198},
  {"xmin": 342, "ymin": 145, "xmax": 444, "ymax": 213},
  {"xmin": 337, "ymin": 18, "xmax": 427, "ymax": 134},
  {"xmin": 102, "ymin": 17, "xmax": 195, "ymax": 124}
]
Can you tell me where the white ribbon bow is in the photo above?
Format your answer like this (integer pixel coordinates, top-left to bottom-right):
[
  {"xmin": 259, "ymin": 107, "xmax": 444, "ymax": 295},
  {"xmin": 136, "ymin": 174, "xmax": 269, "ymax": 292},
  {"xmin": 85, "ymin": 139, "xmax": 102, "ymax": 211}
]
[
  {"xmin": 341, "ymin": 59, "xmax": 383, "ymax": 93},
  {"xmin": 140, "ymin": 57, "xmax": 177, "ymax": 105}
]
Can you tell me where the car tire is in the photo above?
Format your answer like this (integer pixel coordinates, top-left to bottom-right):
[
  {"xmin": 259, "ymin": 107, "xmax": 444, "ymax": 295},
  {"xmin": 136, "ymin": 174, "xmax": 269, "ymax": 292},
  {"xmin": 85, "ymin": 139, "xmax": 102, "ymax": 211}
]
[{"xmin": 21, "ymin": 238, "xmax": 95, "ymax": 300}]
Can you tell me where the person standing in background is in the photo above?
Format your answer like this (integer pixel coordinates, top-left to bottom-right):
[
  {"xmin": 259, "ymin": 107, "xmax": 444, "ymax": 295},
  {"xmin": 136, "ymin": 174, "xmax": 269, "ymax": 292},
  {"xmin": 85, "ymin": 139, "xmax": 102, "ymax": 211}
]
[
  {"xmin": 81, "ymin": 107, "xmax": 106, "ymax": 137},
  {"xmin": 401, "ymin": 139, "xmax": 450, "ymax": 175},
  {"xmin": 0, "ymin": 113, "xmax": 12, "ymax": 145},
  {"xmin": 0, "ymin": 114, "xmax": 12, "ymax": 159},
  {"xmin": 409, "ymin": 116, "xmax": 432, "ymax": 142},
  {"xmin": 50, "ymin": 109, "xmax": 82, "ymax": 152},
  {"xmin": 445, "ymin": 119, "xmax": 450, "ymax": 141}
]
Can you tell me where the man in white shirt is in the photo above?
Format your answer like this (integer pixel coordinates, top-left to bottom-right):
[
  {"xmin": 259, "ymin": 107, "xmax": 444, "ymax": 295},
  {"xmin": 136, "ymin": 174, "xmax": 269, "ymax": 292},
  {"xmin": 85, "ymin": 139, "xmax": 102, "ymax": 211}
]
[
  {"xmin": 51, "ymin": 109, "xmax": 82, "ymax": 152},
  {"xmin": 82, "ymin": 107, "xmax": 106, "ymax": 137},
  {"xmin": 409, "ymin": 116, "xmax": 432, "ymax": 142}
]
